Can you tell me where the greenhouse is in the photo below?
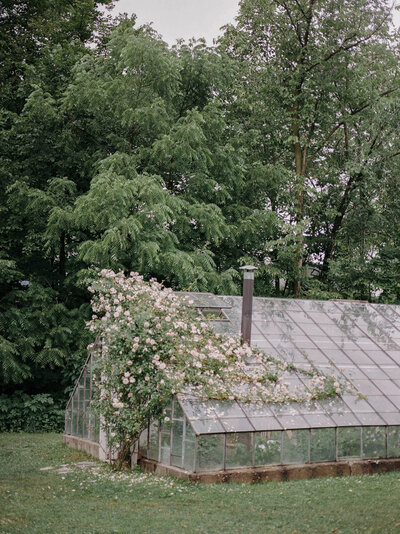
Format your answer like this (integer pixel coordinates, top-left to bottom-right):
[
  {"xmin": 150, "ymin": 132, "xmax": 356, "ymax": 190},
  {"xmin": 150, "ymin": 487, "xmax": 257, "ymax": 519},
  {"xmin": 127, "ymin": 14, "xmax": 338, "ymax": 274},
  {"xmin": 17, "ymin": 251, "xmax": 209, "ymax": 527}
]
[{"xmin": 63, "ymin": 294, "xmax": 400, "ymax": 482}]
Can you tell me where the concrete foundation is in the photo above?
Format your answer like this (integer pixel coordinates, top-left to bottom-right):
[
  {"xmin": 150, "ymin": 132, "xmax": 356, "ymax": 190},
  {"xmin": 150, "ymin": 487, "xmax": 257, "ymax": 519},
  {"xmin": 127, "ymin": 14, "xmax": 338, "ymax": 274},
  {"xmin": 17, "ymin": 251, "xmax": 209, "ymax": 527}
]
[
  {"xmin": 62, "ymin": 434, "xmax": 100, "ymax": 458},
  {"xmin": 138, "ymin": 457, "xmax": 400, "ymax": 484}
]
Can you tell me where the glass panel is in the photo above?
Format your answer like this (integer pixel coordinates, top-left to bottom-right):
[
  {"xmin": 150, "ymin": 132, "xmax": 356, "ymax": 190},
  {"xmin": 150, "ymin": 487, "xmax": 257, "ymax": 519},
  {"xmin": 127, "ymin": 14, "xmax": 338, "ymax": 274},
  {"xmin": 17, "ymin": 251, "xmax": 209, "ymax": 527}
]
[
  {"xmin": 84, "ymin": 370, "xmax": 91, "ymax": 398},
  {"xmin": 388, "ymin": 426, "xmax": 400, "ymax": 457},
  {"xmin": 255, "ymin": 431, "xmax": 281, "ymax": 465},
  {"xmin": 183, "ymin": 291, "xmax": 230, "ymax": 308},
  {"xmin": 352, "ymin": 380, "xmax": 381, "ymax": 396},
  {"xmin": 164, "ymin": 402, "xmax": 172, "ymax": 419},
  {"xmin": 279, "ymin": 415, "xmax": 310, "ymax": 430},
  {"xmin": 382, "ymin": 367, "xmax": 400, "ymax": 379},
  {"xmin": 197, "ymin": 434, "xmax": 224, "ymax": 471},
  {"xmin": 359, "ymin": 366, "xmax": 390, "ymax": 379},
  {"xmin": 148, "ymin": 422, "xmax": 159, "ymax": 461},
  {"xmin": 374, "ymin": 380, "xmax": 400, "ymax": 396},
  {"xmin": 87, "ymin": 409, "xmax": 96, "ymax": 442},
  {"xmin": 356, "ymin": 413, "xmax": 386, "ymax": 426},
  {"xmin": 220, "ymin": 418, "xmax": 254, "ymax": 432},
  {"xmin": 241, "ymin": 403, "xmax": 273, "ymax": 417},
  {"xmin": 71, "ymin": 392, "xmax": 78, "ymax": 435},
  {"xmin": 330, "ymin": 413, "xmax": 362, "ymax": 427},
  {"xmin": 171, "ymin": 419, "xmax": 183, "ymax": 468},
  {"xmin": 93, "ymin": 414, "xmax": 99, "ymax": 443},
  {"xmin": 362, "ymin": 427, "xmax": 386, "ymax": 459},
  {"xmin": 138, "ymin": 426, "xmax": 148, "ymax": 456},
  {"xmin": 342, "ymin": 395, "xmax": 374, "ymax": 413},
  {"xmin": 369, "ymin": 397, "xmax": 397, "ymax": 413},
  {"xmin": 198, "ymin": 307, "xmax": 229, "ymax": 320},
  {"xmin": 173, "ymin": 399, "xmax": 184, "ymax": 420},
  {"xmin": 209, "ymin": 321, "xmax": 234, "ymax": 335},
  {"xmin": 364, "ymin": 352, "xmax": 394, "ymax": 366},
  {"xmin": 65, "ymin": 406, "xmax": 71, "ymax": 434},
  {"xmin": 281, "ymin": 430, "xmax": 309, "ymax": 464},
  {"xmin": 249, "ymin": 416, "xmax": 282, "ymax": 431},
  {"xmin": 304, "ymin": 414, "xmax": 335, "ymax": 428},
  {"xmin": 179, "ymin": 398, "xmax": 217, "ymax": 420},
  {"xmin": 310, "ymin": 428, "xmax": 335, "ymax": 462},
  {"xmin": 86, "ymin": 355, "xmax": 91, "ymax": 376},
  {"xmin": 225, "ymin": 433, "xmax": 253, "ymax": 469},
  {"xmin": 287, "ymin": 311, "xmax": 314, "ymax": 324},
  {"xmin": 340, "ymin": 367, "xmax": 367, "ymax": 380},
  {"xmin": 271, "ymin": 403, "xmax": 301, "ymax": 416},
  {"xmin": 190, "ymin": 418, "xmax": 224, "ymax": 434},
  {"xmin": 209, "ymin": 400, "xmax": 245, "ymax": 418},
  {"xmin": 160, "ymin": 425, "xmax": 171, "ymax": 465},
  {"xmin": 77, "ymin": 388, "xmax": 84, "ymax": 437},
  {"xmin": 79, "ymin": 378, "xmax": 86, "ymax": 438},
  {"xmin": 302, "ymin": 349, "xmax": 330, "ymax": 365},
  {"xmin": 337, "ymin": 427, "xmax": 361, "ymax": 458},
  {"xmin": 82, "ymin": 396, "xmax": 90, "ymax": 440},
  {"xmin": 183, "ymin": 420, "xmax": 195, "ymax": 471},
  {"xmin": 389, "ymin": 396, "xmax": 400, "ymax": 409},
  {"xmin": 381, "ymin": 413, "xmax": 400, "ymax": 425}
]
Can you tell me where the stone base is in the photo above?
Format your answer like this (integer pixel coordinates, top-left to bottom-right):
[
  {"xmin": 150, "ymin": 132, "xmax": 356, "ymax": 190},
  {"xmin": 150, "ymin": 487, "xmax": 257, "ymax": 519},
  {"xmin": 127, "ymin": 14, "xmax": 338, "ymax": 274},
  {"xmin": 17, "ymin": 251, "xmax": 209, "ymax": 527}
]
[
  {"xmin": 62, "ymin": 434, "xmax": 100, "ymax": 458},
  {"xmin": 138, "ymin": 457, "xmax": 400, "ymax": 484}
]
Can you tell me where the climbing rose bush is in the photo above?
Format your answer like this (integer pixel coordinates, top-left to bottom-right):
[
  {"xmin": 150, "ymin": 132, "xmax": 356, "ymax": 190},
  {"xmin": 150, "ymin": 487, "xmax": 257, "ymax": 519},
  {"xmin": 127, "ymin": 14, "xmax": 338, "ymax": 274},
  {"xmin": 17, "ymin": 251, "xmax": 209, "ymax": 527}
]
[{"xmin": 88, "ymin": 270, "xmax": 345, "ymax": 458}]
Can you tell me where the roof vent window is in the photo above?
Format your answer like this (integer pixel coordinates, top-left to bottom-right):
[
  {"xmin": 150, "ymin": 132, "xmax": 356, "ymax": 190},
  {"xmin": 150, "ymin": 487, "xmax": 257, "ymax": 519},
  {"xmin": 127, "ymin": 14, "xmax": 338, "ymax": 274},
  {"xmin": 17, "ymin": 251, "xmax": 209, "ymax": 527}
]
[{"xmin": 196, "ymin": 307, "xmax": 230, "ymax": 322}]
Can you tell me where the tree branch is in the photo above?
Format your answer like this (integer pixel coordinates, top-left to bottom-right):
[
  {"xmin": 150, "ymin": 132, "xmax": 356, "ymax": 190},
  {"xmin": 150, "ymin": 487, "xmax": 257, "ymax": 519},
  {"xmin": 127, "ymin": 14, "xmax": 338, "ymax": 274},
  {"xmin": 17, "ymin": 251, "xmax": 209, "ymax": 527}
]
[
  {"xmin": 308, "ymin": 87, "xmax": 399, "ymax": 164},
  {"xmin": 305, "ymin": 6, "xmax": 393, "ymax": 75}
]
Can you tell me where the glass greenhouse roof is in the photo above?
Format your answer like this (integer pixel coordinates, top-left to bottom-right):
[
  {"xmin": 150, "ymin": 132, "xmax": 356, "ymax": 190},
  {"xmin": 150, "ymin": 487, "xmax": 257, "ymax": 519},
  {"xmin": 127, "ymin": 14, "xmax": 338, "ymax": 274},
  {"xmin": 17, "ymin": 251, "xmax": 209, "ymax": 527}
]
[{"xmin": 179, "ymin": 295, "xmax": 400, "ymax": 434}]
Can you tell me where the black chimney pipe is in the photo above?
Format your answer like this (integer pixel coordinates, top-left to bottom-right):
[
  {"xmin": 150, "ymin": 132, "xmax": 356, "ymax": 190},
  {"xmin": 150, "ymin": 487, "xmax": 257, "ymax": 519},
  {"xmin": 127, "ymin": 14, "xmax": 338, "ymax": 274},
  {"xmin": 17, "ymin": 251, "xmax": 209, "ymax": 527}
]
[{"xmin": 240, "ymin": 265, "xmax": 257, "ymax": 345}]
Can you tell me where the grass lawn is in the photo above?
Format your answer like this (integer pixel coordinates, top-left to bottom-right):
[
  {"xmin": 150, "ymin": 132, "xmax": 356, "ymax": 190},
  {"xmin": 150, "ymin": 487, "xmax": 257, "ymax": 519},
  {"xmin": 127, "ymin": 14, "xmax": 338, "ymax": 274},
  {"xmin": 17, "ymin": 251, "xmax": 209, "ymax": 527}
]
[{"xmin": 1, "ymin": 434, "xmax": 400, "ymax": 533}]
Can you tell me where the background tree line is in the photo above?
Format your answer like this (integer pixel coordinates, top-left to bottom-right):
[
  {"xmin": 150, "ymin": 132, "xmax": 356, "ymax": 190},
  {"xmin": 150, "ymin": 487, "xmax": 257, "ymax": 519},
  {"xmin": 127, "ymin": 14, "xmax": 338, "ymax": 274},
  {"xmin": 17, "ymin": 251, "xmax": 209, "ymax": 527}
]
[{"xmin": 1, "ymin": 0, "xmax": 400, "ymax": 429}]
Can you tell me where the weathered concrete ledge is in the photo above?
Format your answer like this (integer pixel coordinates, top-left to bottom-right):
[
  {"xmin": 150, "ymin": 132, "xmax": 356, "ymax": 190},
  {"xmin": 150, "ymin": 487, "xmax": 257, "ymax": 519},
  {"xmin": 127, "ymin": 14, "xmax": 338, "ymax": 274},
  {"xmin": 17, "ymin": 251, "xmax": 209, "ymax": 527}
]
[
  {"xmin": 62, "ymin": 434, "xmax": 100, "ymax": 458},
  {"xmin": 138, "ymin": 457, "xmax": 400, "ymax": 484}
]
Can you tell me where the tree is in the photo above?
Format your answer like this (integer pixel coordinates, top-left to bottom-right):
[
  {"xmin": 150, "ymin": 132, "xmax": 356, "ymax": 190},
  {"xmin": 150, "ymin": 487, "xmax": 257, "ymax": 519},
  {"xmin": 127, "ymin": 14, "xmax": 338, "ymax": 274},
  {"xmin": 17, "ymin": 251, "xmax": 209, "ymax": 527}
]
[
  {"xmin": 219, "ymin": 0, "xmax": 400, "ymax": 297},
  {"xmin": 0, "ymin": 0, "xmax": 114, "ymax": 396},
  {"xmin": 0, "ymin": 0, "xmax": 114, "ymax": 113},
  {"xmin": 3, "ymin": 0, "xmax": 400, "ymax": 414},
  {"xmin": 0, "ymin": 16, "xmax": 242, "ymax": 397},
  {"xmin": 62, "ymin": 21, "xmax": 241, "ymax": 292}
]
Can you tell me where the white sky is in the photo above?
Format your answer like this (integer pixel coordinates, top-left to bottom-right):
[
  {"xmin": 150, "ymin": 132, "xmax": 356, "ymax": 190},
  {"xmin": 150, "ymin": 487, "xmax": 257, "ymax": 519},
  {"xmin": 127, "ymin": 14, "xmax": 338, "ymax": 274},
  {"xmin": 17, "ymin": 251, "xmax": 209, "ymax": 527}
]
[
  {"xmin": 106, "ymin": 1, "xmax": 400, "ymax": 46},
  {"xmin": 106, "ymin": 0, "xmax": 240, "ymax": 45}
]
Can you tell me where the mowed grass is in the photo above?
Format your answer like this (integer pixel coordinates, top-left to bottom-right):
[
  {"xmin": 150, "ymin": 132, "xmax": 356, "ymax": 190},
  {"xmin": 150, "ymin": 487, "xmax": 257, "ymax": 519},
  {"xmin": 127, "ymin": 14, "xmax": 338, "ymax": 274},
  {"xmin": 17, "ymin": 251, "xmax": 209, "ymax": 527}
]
[{"xmin": 1, "ymin": 434, "xmax": 400, "ymax": 533}]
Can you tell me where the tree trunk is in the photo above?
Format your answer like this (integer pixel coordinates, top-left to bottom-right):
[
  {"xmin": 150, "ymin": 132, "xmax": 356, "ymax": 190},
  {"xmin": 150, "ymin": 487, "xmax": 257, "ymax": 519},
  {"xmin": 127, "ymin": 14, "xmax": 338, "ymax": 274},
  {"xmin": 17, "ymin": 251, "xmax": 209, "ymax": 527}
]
[
  {"xmin": 321, "ymin": 171, "xmax": 363, "ymax": 278},
  {"xmin": 292, "ymin": 100, "xmax": 306, "ymax": 298}
]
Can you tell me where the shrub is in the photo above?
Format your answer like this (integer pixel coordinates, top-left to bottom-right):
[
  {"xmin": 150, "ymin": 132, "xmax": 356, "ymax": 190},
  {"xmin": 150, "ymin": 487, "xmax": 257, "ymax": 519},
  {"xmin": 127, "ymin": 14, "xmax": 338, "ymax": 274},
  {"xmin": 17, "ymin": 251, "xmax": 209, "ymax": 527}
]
[{"xmin": 0, "ymin": 391, "xmax": 64, "ymax": 432}]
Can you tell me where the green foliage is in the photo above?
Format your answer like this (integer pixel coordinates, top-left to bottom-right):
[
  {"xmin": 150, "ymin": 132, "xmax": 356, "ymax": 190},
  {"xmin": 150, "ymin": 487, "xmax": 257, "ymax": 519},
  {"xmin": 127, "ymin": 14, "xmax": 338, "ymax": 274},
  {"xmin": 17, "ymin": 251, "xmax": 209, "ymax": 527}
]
[
  {"xmin": 2, "ymin": 1, "xmax": 400, "ymax": 413},
  {"xmin": 0, "ymin": 0, "xmax": 113, "ymax": 113},
  {"xmin": 219, "ymin": 0, "xmax": 400, "ymax": 298},
  {"xmin": 0, "ymin": 0, "xmax": 110, "ymax": 399},
  {"xmin": 62, "ymin": 23, "xmax": 243, "ymax": 293},
  {"xmin": 0, "ymin": 392, "xmax": 64, "ymax": 432}
]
